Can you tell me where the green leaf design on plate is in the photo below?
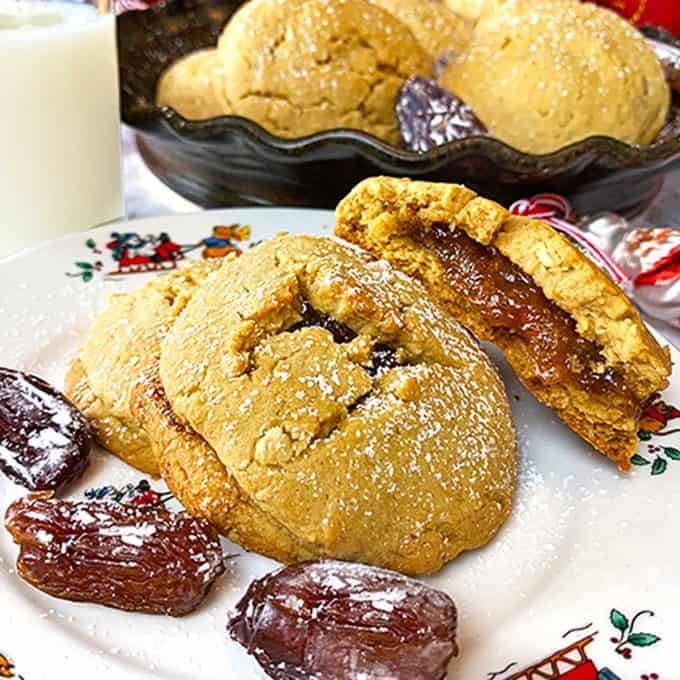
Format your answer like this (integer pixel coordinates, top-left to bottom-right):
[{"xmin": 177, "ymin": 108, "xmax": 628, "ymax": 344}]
[
  {"xmin": 610, "ymin": 609, "xmax": 629, "ymax": 632},
  {"xmin": 627, "ymin": 632, "xmax": 660, "ymax": 647},
  {"xmin": 664, "ymin": 447, "xmax": 680, "ymax": 461},
  {"xmin": 630, "ymin": 454, "xmax": 650, "ymax": 466},
  {"xmin": 86, "ymin": 238, "xmax": 96, "ymax": 249},
  {"xmin": 651, "ymin": 457, "xmax": 668, "ymax": 476},
  {"xmin": 82, "ymin": 271, "xmax": 93, "ymax": 283},
  {"xmin": 76, "ymin": 261, "xmax": 94, "ymax": 270},
  {"xmin": 638, "ymin": 431, "xmax": 652, "ymax": 441}
]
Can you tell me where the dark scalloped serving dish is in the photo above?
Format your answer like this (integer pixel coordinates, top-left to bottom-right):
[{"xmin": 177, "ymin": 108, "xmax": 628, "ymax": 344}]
[{"xmin": 119, "ymin": 0, "xmax": 680, "ymax": 216}]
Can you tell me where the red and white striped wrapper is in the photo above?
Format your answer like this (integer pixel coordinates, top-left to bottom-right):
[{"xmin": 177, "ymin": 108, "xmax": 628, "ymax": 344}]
[
  {"xmin": 510, "ymin": 194, "xmax": 680, "ymax": 329},
  {"xmin": 115, "ymin": 0, "xmax": 152, "ymax": 13}
]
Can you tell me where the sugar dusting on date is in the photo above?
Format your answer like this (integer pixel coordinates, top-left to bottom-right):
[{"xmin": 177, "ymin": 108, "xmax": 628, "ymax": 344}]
[
  {"xmin": 228, "ymin": 560, "xmax": 458, "ymax": 680},
  {"xmin": 0, "ymin": 368, "xmax": 91, "ymax": 491},
  {"xmin": 5, "ymin": 494, "xmax": 225, "ymax": 616}
]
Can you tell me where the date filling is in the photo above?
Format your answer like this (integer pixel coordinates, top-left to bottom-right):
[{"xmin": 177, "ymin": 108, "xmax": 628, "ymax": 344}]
[
  {"xmin": 290, "ymin": 300, "xmax": 399, "ymax": 376},
  {"xmin": 419, "ymin": 225, "xmax": 638, "ymax": 415}
]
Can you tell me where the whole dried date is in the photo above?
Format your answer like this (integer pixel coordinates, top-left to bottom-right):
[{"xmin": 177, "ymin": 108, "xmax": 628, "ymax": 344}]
[
  {"xmin": 228, "ymin": 560, "xmax": 458, "ymax": 680},
  {"xmin": 5, "ymin": 494, "xmax": 225, "ymax": 616},
  {"xmin": 0, "ymin": 368, "xmax": 91, "ymax": 490},
  {"xmin": 397, "ymin": 76, "xmax": 487, "ymax": 153}
]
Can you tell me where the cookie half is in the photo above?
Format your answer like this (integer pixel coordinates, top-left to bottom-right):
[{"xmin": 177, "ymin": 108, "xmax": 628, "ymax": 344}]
[
  {"xmin": 160, "ymin": 234, "xmax": 517, "ymax": 574},
  {"xmin": 64, "ymin": 259, "xmax": 221, "ymax": 474},
  {"xmin": 335, "ymin": 177, "xmax": 672, "ymax": 469}
]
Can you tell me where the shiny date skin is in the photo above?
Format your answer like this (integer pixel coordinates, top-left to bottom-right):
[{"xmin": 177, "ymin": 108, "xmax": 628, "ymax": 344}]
[
  {"xmin": 0, "ymin": 368, "xmax": 91, "ymax": 491},
  {"xmin": 5, "ymin": 494, "xmax": 225, "ymax": 616},
  {"xmin": 228, "ymin": 560, "xmax": 458, "ymax": 680}
]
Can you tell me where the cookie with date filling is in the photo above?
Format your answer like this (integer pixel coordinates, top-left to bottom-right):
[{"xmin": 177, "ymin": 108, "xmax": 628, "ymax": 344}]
[
  {"xmin": 64, "ymin": 259, "xmax": 221, "ymax": 474},
  {"xmin": 216, "ymin": 0, "xmax": 433, "ymax": 145},
  {"xmin": 129, "ymin": 367, "xmax": 323, "ymax": 565},
  {"xmin": 156, "ymin": 49, "xmax": 231, "ymax": 121},
  {"xmin": 440, "ymin": 0, "xmax": 670, "ymax": 153},
  {"xmin": 160, "ymin": 234, "xmax": 517, "ymax": 575},
  {"xmin": 335, "ymin": 177, "xmax": 672, "ymax": 469},
  {"xmin": 368, "ymin": 0, "xmax": 473, "ymax": 63}
]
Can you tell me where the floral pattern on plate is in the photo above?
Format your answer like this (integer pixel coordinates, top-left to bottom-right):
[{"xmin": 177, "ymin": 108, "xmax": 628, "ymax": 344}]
[{"xmin": 66, "ymin": 224, "xmax": 250, "ymax": 282}]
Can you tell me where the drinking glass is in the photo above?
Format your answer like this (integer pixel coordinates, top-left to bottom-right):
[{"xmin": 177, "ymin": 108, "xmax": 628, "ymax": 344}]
[{"xmin": 0, "ymin": 0, "xmax": 124, "ymax": 257}]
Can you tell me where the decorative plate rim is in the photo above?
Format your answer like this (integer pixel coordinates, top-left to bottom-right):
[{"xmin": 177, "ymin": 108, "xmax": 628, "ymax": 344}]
[{"xmin": 2, "ymin": 208, "xmax": 680, "ymax": 680}]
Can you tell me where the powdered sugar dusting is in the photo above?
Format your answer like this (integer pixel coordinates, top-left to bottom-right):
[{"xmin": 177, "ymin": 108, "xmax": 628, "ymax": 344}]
[
  {"xmin": 2, "ymin": 214, "xmax": 679, "ymax": 679},
  {"xmin": 161, "ymin": 234, "xmax": 517, "ymax": 573}
]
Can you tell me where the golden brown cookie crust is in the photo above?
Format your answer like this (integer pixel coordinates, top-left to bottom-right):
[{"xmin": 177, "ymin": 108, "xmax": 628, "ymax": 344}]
[
  {"xmin": 160, "ymin": 234, "xmax": 517, "ymax": 575},
  {"xmin": 65, "ymin": 260, "xmax": 221, "ymax": 474},
  {"xmin": 216, "ymin": 0, "xmax": 433, "ymax": 144},
  {"xmin": 64, "ymin": 358, "xmax": 154, "ymax": 473},
  {"xmin": 443, "ymin": 0, "xmax": 500, "ymax": 23},
  {"xmin": 130, "ymin": 370, "xmax": 322, "ymax": 564},
  {"xmin": 368, "ymin": 0, "xmax": 473, "ymax": 62},
  {"xmin": 156, "ymin": 49, "xmax": 231, "ymax": 120},
  {"xmin": 440, "ymin": 0, "xmax": 670, "ymax": 153},
  {"xmin": 335, "ymin": 176, "xmax": 672, "ymax": 467}
]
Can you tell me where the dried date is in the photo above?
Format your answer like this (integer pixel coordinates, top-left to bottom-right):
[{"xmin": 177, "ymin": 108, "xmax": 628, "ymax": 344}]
[
  {"xmin": 291, "ymin": 302, "xmax": 398, "ymax": 376},
  {"xmin": 0, "ymin": 368, "xmax": 91, "ymax": 491},
  {"xmin": 228, "ymin": 560, "xmax": 458, "ymax": 680},
  {"xmin": 5, "ymin": 494, "xmax": 225, "ymax": 616}
]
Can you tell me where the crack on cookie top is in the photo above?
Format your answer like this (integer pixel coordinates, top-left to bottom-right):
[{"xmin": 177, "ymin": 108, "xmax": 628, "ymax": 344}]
[
  {"xmin": 289, "ymin": 300, "xmax": 358, "ymax": 344},
  {"xmin": 289, "ymin": 300, "xmax": 400, "ymax": 377}
]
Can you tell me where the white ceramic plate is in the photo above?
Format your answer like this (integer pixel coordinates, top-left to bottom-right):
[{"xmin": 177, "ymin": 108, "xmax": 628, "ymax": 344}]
[{"xmin": 1, "ymin": 209, "xmax": 679, "ymax": 680}]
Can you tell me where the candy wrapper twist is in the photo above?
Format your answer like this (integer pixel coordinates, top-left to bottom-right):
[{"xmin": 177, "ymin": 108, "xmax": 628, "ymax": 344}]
[{"xmin": 510, "ymin": 195, "xmax": 680, "ymax": 329}]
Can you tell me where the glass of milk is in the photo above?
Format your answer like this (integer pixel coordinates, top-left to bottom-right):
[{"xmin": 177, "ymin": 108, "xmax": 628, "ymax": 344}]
[{"xmin": 0, "ymin": 0, "xmax": 124, "ymax": 257}]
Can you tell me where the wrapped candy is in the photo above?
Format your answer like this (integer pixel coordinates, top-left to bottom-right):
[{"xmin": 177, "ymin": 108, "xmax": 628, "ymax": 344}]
[
  {"xmin": 644, "ymin": 27, "xmax": 680, "ymax": 92},
  {"xmin": 396, "ymin": 76, "xmax": 487, "ymax": 153},
  {"xmin": 510, "ymin": 195, "xmax": 680, "ymax": 329},
  {"xmin": 595, "ymin": 220, "xmax": 680, "ymax": 328},
  {"xmin": 589, "ymin": 1, "xmax": 680, "ymax": 38}
]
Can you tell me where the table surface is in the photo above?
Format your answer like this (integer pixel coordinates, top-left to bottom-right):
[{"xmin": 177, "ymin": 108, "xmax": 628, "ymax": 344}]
[{"xmin": 121, "ymin": 126, "xmax": 680, "ymax": 348}]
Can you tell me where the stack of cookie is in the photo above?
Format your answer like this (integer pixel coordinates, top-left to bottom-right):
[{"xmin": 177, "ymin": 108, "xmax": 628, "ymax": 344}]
[
  {"xmin": 157, "ymin": 0, "xmax": 670, "ymax": 153},
  {"xmin": 66, "ymin": 232, "xmax": 518, "ymax": 575},
  {"xmin": 67, "ymin": 178, "xmax": 672, "ymax": 575},
  {"xmin": 158, "ymin": 0, "xmax": 440, "ymax": 144}
]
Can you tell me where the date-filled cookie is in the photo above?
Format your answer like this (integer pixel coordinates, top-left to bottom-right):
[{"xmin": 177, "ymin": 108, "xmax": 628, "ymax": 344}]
[
  {"xmin": 156, "ymin": 49, "xmax": 231, "ymax": 121},
  {"xmin": 335, "ymin": 177, "xmax": 672, "ymax": 468},
  {"xmin": 440, "ymin": 0, "xmax": 670, "ymax": 153},
  {"xmin": 216, "ymin": 0, "xmax": 433, "ymax": 145},
  {"xmin": 160, "ymin": 234, "xmax": 517, "ymax": 575},
  {"xmin": 64, "ymin": 260, "xmax": 221, "ymax": 474}
]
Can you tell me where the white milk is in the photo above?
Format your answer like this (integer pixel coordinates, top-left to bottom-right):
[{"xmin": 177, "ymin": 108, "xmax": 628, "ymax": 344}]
[{"xmin": 0, "ymin": 1, "xmax": 123, "ymax": 257}]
